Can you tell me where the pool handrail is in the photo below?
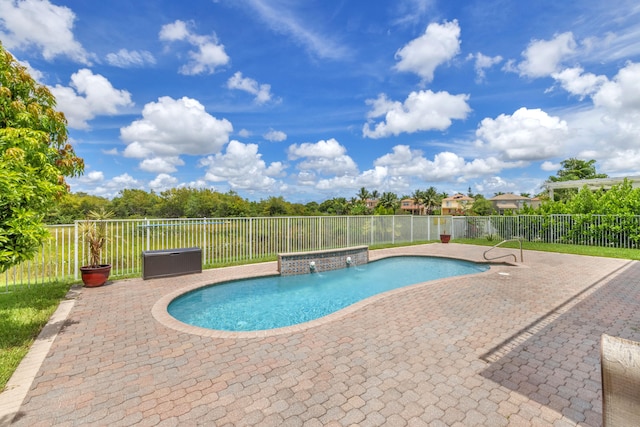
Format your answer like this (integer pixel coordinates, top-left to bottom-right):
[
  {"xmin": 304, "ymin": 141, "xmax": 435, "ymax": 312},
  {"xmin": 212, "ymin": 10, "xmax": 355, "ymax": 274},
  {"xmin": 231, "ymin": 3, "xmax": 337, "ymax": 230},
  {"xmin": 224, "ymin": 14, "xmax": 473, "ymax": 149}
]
[{"xmin": 483, "ymin": 237, "xmax": 524, "ymax": 263}]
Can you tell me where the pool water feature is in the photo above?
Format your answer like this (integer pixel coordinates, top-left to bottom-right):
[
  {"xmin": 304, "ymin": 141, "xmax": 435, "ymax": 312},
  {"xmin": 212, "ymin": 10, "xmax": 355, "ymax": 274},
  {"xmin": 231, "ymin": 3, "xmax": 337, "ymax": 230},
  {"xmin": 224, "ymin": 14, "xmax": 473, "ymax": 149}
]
[{"xmin": 168, "ymin": 256, "xmax": 489, "ymax": 332}]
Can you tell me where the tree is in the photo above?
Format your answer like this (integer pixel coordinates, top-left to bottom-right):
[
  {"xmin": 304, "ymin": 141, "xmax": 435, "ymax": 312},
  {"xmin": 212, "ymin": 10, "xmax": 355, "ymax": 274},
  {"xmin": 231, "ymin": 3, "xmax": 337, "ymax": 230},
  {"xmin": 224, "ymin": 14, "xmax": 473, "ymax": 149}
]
[
  {"xmin": 356, "ymin": 187, "xmax": 370, "ymax": 202},
  {"xmin": 46, "ymin": 192, "xmax": 110, "ymax": 223},
  {"xmin": 0, "ymin": 43, "xmax": 84, "ymax": 272},
  {"xmin": 111, "ymin": 189, "xmax": 160, "ymax": 218},
  {"xmin": 547, "ymin": 158, "xmax": 608, "ymax": 202},
  {"xmin": 411, "ymin": 189, "xmax": 426, "ymax": 215},
  {"xmin": 471, "ymin": 196, "xmax": 494, "ymax": 216},
  {"xmin": 548, "ymin": 158, "xmax": 607, "ymax": 182},
  {"xmin": 422, "ymin": 186, "xmax": 440, "ymax": 215},
  {"xmin": 376, "ymin": 192, "xmax": 399, "ymax": 214},
  {"xmin": 261, "ymin": 196, "xmax": 288, "ymax": 216}
]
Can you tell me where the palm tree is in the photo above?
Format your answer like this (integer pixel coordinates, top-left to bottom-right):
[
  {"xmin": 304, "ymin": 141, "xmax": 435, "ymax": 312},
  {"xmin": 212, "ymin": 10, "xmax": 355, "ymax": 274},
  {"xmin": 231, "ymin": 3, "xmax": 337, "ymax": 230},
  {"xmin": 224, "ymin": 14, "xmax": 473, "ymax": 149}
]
[
  {"xmin": 411, "ymin": 189, "xmax": 426, "ymax": 215},
  {"xmin": 370, "ymin": 190, "xmax": 380, "ymax": 200},
  {"xmin": 357, "ymin": 187, "xmax": 370, "ymax": 202},
  {"xmin": 423, "ymin": 186, "xmax": 440, "ymax": 215},
  {"xmin": 378, "ymin": 192, "xmax": 399, "ymax": 211}
]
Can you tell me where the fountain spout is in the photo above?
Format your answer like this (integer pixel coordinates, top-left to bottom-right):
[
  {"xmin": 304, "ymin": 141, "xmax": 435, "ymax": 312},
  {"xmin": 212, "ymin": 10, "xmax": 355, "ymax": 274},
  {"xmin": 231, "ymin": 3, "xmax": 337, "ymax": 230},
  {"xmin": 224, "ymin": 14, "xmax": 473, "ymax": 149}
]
[
  {"xmin": 346, "ymin": 257, "xmax": 352, "ymax": 266},
  {"xmin": 309, "ymin": 261, "xmax": 316, "ymax": 272}
]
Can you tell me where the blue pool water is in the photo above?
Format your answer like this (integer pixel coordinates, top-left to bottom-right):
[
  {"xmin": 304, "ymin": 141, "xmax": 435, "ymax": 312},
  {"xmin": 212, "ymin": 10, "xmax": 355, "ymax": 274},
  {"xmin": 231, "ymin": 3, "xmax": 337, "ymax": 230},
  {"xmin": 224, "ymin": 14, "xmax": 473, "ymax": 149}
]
[{"xmin": 168, "ymin": 256, "xmax": 488, "ymax": 332}]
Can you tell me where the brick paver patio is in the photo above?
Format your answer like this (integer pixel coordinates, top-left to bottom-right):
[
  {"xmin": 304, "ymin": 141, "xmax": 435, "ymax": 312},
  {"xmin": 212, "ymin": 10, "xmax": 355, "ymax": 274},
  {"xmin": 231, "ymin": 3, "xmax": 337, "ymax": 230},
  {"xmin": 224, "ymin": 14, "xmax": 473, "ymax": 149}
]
[{"xmin": 1, "ymin": 243, "xmax": 639, "ymax": 426}]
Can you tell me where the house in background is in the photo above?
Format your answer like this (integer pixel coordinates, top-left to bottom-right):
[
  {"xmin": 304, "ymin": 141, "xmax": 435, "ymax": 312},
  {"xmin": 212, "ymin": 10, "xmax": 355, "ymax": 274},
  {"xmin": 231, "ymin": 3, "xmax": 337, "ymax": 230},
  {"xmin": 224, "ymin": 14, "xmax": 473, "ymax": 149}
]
[
  {"xmin": 400, "ymin": 199, "xmax": 423, "ymax": 215},
  {"xmin": 441, "ymin": 194, "xmax": 474, "ymax": 215},
  {"xmin": 489, "ymin": 193, "xmax": 541, "ymax": 214}
]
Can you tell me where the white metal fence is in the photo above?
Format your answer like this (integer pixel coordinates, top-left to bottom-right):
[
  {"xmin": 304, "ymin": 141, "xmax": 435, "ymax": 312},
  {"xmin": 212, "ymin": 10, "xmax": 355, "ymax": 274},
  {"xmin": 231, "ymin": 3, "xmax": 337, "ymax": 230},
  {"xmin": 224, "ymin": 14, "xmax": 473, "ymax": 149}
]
[
  {"xmin": 2, "ymin": 215, "xmax": 451, "ymax": 289},
  {"xmin": 3, "ymin": 214, "xmax": 639, "ymax": 289}
]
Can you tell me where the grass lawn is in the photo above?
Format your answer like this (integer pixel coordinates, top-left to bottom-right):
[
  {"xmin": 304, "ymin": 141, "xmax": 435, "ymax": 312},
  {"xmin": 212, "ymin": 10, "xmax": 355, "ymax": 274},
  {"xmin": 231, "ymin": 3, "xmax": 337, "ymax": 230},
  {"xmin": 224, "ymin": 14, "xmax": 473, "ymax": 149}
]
[
  {"xmin": 1, "ymin": 239, "xmax": 638, "ymax": 393},
  {"xmin": 0, "ymin": 281, "xmax": 73, "ymax": 391}
]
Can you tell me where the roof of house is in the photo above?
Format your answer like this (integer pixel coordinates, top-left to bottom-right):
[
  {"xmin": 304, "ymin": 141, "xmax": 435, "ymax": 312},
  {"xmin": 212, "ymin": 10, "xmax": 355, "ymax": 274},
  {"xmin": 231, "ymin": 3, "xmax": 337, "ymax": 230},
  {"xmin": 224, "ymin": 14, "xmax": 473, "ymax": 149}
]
[
  {"xmin": 442, "ymin": 194, "xmax": 474, "ymax": 202},
  {"xmin": 489, "ymin": 193, "xmax": 531, "ymax": 201}
]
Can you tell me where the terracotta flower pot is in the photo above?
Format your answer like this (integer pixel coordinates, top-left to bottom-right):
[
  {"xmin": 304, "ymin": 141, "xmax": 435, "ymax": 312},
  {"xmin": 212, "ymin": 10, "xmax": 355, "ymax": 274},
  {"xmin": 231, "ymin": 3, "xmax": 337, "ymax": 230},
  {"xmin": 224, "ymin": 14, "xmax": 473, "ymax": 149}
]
[
  {"xmin": 439, "ymin": 234, "xmax": 451, "ymax": 244},
  {"xmin": 80, "ymin": 264, "xmax": 112, "ymax": 287}
]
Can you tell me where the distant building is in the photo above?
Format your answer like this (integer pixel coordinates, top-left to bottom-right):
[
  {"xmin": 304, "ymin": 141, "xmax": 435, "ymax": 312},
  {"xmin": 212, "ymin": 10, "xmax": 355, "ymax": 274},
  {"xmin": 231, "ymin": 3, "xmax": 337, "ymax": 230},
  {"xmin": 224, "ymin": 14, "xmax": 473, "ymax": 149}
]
[
  {"xmin": 365, "ymin": 198, "xmax": 378, "ymax": 210},
  {"xmin": 441, "ymin": 194, "xmax": 474, "ymax": 215},
  {"xmin": 400, "ymin": 198, "xmax": 423, "ymax": 215},
  {"xmin": 489, "ymin": 194, "xmax": 541, "ymax": 214}
]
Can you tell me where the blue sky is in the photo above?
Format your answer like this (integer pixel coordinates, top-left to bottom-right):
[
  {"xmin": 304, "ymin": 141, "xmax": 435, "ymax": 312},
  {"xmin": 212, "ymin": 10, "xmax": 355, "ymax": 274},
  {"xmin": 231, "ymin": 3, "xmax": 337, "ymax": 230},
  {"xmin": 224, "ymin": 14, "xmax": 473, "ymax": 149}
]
[{"xmin": 2, "ymin": 0, "xmax": 640, "ymax": 202}]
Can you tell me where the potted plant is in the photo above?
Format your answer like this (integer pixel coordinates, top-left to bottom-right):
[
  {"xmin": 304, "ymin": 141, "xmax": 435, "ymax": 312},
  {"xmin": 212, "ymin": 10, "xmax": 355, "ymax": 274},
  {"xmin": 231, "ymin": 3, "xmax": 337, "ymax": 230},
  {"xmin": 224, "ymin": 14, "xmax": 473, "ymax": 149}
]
[
  {"xmin": 439, "ymin": 231, "xmax": 451, "ymax": 243},
  {"xmin": 79, "ymin": 208, "xmax": 114, "ymax": 287}
]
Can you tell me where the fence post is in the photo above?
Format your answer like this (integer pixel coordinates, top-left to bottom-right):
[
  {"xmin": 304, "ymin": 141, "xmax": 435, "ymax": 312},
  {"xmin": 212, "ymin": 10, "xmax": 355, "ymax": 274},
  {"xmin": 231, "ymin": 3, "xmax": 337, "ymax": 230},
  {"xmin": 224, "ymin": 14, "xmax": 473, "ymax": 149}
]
[
  {"xmin": 371, "ymin": 216, "xmax": 374, "ymax": 246},
  {"xmin": 249, "ymin": 218, "xmax": 253, "ymax": 260},
  {"xmin": 392, "ymin": 216, "xmax": 395, "ymax": 244},
  {"xmin": 287, "ymin": 217, "xmax": 291, "ymax": 253},
  {"xmin": 145, "ymin": 218, "xmax": 150, "ymax": 251},
  {"xmin": 74, "ymin": 220, "xmax": 79, "ymax": 280}
]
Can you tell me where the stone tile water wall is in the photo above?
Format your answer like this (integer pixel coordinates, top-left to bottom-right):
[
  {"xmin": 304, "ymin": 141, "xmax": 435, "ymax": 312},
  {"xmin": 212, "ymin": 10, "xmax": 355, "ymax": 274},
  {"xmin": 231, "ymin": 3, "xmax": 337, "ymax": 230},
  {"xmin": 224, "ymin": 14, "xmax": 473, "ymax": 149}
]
[{"xmin": 278, "ymin": 246, "xmax": 369, "ymax": 276}]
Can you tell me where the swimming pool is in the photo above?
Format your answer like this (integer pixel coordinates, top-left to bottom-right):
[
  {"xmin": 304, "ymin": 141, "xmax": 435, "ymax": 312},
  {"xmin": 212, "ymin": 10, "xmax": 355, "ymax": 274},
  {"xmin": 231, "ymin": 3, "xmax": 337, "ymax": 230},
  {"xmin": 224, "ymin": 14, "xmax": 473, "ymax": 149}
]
[{"xmin": 168, "ymin": 256, "xmax": 488, "ymax": 332}]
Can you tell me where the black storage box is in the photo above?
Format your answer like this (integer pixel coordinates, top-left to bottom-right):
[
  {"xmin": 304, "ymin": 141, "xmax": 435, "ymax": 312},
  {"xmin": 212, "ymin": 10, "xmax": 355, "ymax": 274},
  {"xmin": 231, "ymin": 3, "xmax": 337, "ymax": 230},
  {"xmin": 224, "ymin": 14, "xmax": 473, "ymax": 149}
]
[{"xmin": 142, "ymin": 247, "xmax": 202, "ymax": 280}]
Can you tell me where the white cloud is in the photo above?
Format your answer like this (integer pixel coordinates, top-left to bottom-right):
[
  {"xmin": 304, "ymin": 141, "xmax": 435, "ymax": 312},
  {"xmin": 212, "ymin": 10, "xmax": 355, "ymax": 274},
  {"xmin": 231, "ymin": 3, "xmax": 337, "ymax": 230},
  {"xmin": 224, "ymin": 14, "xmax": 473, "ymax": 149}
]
[
  {"xmin": 517, "ymin": 32, "xmax": 576, "ymax": 78},
  {"xmin": 49, "ymin": 69, "xmax": 133, "ymax": 129},
  {"xmin": 111, "ymin": 173, "xmax": 142, "ymax": 188},
  {"xmin": 121, "ymin": 96, "xmax": 233, "ymax": 166},
  {"xmin": 158, "ymin": 20, "xmax": 190, "ymax": 41},
  {"xmin": 551, "ymin": 67, "xmax": 607, "ymax": 99},
  {"xmin": 149, "ymin": 173, "xmax": 179, "ymax": 192},
  {"xmin": 548, "ymin": 62, "xmax": 640, "ymax": 177},
  {"xmin": 139, "ymin": 157, "xmax": 185, "ymax": 173},
  {"xmin": 106, "ymin": 49, "xmax": 156, "ymax": 68},
  {"xmin": 238, "ymin": 129, "xmax": 252, "ymax": 138},
  {"xmin": 475, "ymin": 176, "xmax": 518, "ymax": 195},
  {"xmin": 592, "ymin": 62, "xmax": 640, "ymax": 112},
  {"xmin": 199, "ymin": 140, "xmax": 285, "ymax": 190},
  {"xmin": 0, "ymin": 0, "xmax": 90, "ymax": 64},
  {"xmin": 363, "ymin": 90, "xmax": 471, "ymax": 138},
  {"xmin": 264, "ymin": 129, "xmax": 287, "ymax": 142},
  {"xmin": 394, "ymin": 20, "xmax": 461, "ymax": 82},
  {"xmin": 288, "ymin": 138, "xmax": 358, "ymax": 176},
  {"xmin": 227, "ymin": 71, "xmax": 274, "ymax": 104},
  {"xmin": 467, "ymin": 52, "xmax": 503, "ymax": 82},
  {"xmin": 374, "ymin": 145, "xmax": 516, "ymax": 182},
  {"xmin": 76, "ymin": 170, "xmax": 104, "ymax": 185},
  {"xmin": 475, "ymin": 107, "xmax": 569, "ymax": 161},
  {"xmin": 288, "ymin": 138, "xmax": 346, "ymax": 159},
  {"xmin": 244, "ymin": 0, "xmax": 349, "ymax": 60},
  {"xmin": 159, "ymin": 19, "xmax": 229, "ymax": 75},
  {"xmin": 541, "ymin": 161, "xmax": 560, "ymax": 172},
  {"xmin": 316, "ymin": 166, "xmax": 388, "ymax": 191},
  {"xmin": 392, "ymin": 0, "xmax": 435, "ymax": 27}
]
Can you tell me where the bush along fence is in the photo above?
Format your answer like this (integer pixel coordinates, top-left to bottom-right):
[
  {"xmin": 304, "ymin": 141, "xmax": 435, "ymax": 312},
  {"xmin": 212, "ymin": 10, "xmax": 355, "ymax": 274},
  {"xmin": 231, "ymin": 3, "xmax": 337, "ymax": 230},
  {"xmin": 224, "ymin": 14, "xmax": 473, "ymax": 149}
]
[
  {"xmin": 454, "ymin": 214, "xmax": 640, "ymax": 248},
  {"xmin": 3, "ymin": 214, "xmax": 638, "ymax": 289}
]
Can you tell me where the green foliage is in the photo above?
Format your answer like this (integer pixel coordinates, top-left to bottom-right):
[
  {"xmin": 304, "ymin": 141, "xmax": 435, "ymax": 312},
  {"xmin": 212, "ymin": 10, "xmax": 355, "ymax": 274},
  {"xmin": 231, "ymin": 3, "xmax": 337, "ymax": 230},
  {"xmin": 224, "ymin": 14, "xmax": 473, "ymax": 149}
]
[
  {"xmin": 0, "ymin": 44, "xmax": 84, "ymax": 273},
  {"xmin": 45, "ymin": 192, "xmax": 111, "ymax": 223},
  {"xmin": 472, "ymin": 196, "xmax": 494, "ymax": 216},
  {"xmin": 547, "ymin": 158, "xmax": 608, "ymax": 201},
  {"xmin": 548, "ymin": 158, "xmax": 607, "ymax": 182},
  {"xmin": 348, "ymin": 201, "xmax": 370, "ymax": 215},
  {"xmin": 410, "ymin": 186, "xmax": 441, "ymax": 215},
  {"xmin": 110, "ymin": 189, "xmax": 160, "ymax": 218}
]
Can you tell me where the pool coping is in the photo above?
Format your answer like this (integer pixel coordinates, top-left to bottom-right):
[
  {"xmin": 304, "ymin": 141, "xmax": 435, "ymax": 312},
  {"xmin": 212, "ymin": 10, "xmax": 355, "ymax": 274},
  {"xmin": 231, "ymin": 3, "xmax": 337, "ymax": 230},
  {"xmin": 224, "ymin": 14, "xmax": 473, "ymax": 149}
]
[{"xmin": 151, "ymin": 250, "xmax": 510, "ymax": 339}]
